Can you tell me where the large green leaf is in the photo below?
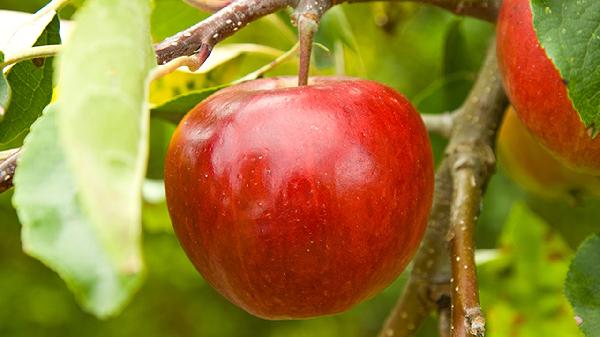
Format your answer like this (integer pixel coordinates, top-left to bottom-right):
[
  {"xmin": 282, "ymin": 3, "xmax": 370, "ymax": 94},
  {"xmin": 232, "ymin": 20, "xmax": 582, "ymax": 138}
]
[
  {"xmin": 13, "ymin": 105, "xmax": 144, "ymax": 318},
  {"xmin": 566, "ymin": 234, "xmax": 600, "ymax": 336},
  {"xmin": 14, "ymin": 0, "xmax": 156, "ymax": 317},
  {"xmin": 0, "ymin": 16, "xmax": 59, "ymax": 149},
  {"xmin": 531, "ymin": 0, "xmax": 600, "ymax": 134},
  {"xmin": 55, "ymin": 0, "xmax": 155, "ymax": 280}
]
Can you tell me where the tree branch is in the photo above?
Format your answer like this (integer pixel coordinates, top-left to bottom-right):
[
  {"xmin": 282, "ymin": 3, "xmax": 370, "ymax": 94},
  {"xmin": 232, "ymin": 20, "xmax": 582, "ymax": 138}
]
[
  {"xmin": 445, "ymin": 39, "xmax": 507, "ymax": 337},
  {"xmin": 155, "ymin": 0, "xmax": 500, "ymax": 65},
  {"xmin": 0, "ymin": 149, "xmax": 19, "ymax": 193},
  {"xmin": 422, "ymin": 112, "xmax": 454, "ymax": 138},
  {"xmin": 154, "ymin": 0, "xmax": 296, "ymax": 65},
  {"xmin": 376, "ymin": 40, "xmax": 506, "ymax": 337},
  {"xmin": 338, "ymin": 0, "xmax": 501, "ymax": 22}
]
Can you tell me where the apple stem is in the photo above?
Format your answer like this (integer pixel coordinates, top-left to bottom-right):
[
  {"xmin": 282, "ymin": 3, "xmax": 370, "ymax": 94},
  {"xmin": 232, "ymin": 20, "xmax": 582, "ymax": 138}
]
[
  {"xmin": 0, "ymin": 149, "xmax": 19, "ymax": 194},
  {"xmin": 292, "ymin": 0, "xmax": 332, "ymax": 86},
  {"xmin": 297, "ymin": 17, "xmax": 316, "ymax": 86}
]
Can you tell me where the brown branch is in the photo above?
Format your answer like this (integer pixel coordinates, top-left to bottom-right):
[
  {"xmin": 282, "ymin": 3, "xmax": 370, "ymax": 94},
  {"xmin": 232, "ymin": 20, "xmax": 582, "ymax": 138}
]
[
  {"xmin": 422, "ymin": 112, "xmax": 455, "ymax": 138},
  {"xmin": 438, "ymin": 295, "xmax": 452, "ymax": 337},
  {"xmin": 0, "ymin": 149, "xmax": 20, "ymax": 193},
  {"xmin": 445, "ymin": 40, "xmax": 507, "ymax": 337},
  {"xmin": 376, "ymin": 40, "xmax": 506, "ymax": 337},
  {"xmin": 154, "ymin": 0, "xmax": 296, "ymax": 65},
  {"xmin": 155, "ymin": 0, "xmax": 500, "ymax": 65},
  {"xmin": 338, "ymin": 0, "xmax": 501, "ymax": 22}
]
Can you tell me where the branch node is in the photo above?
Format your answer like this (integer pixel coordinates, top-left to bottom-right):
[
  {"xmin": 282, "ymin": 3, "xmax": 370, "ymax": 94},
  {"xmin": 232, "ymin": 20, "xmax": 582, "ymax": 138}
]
[{"xmin": 465, "ymin": 307, "xmax": 486, "ymax": 337}]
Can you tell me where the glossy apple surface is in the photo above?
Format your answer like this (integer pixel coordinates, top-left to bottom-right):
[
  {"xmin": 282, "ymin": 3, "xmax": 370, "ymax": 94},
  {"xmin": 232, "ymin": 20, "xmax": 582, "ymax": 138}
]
[
  {"xmin": 164, "ymin": 77, "xmax": 434, "ymax": 319},
  {"xmin": 498, "ymin": 107, "xmax": 600, "ymax": 200},
  {"xmin": 496, "ymin": 0, "xmax": 600, "ymax": 174}
]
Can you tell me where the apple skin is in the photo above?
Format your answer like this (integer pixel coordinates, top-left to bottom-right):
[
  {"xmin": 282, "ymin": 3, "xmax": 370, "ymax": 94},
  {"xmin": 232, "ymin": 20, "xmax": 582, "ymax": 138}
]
[
  {"xmin": 164, "ymin": 77, "xmax": 434, "ymax": 319},
  {"xmin": 498, "ymin": 107, "xmax": 600, "ymax": 200},
  {"xmin": 496, "ymin": 0, "xmax": 600, "ymax": 174}
]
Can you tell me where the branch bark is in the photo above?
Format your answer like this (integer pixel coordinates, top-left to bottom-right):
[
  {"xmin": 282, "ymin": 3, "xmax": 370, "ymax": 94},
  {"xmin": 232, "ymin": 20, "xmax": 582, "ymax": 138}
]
[
  {"xmin": 155, "ymin": 0, "xmax": 296, "ymax": 65},
  {"xmin": 338, "ymin": 0, "xmax": 501, "ymax": 22},
  {"xmin": 155, "ymin": 0, "xmax": 501, "ymax": 65},
  {"xmin": 376, "ymin": 40, "xmax": 507, "ymax": 337},
  {"xmin": 422, "ymin": 113, "xmax": 454, "ymax": 138},
  {"xmin": 445, "ymin": 39, "xmax": 507, "ymax": 337}
]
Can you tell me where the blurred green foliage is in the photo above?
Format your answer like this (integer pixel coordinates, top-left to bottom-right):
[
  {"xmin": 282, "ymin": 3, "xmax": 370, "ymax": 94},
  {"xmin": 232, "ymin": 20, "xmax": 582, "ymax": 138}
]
[{"xmin": 0, "ymin": 0, "xmax": 597, "ymax": 336}]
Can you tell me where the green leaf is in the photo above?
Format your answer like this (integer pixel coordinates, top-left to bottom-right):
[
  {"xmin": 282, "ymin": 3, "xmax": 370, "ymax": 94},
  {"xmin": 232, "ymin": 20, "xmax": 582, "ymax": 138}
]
[
  {"xmin": 0, "ymin": 52, "xmax": 11, "ymax": 121},
  {"xmin": 566, "ymin": 234, "xmax": 600, "ymax": 336},
  {"xmin": 531, "ymin": 0, "xmax": 600, "ymax": 134},
  {"xmin": 21, "ymin": 0, "xmax": 156, "ymax": 317},
  {"xmin": 13, "ymin": 105, "xmax": 144, "ymax": 318},
  {"xmin": 0, "ymin": 16, "xmax": 59, "ymax": 149},
  {"xmin": 151, "ymin": 85, "xmax": 225, "ymax": 124}
]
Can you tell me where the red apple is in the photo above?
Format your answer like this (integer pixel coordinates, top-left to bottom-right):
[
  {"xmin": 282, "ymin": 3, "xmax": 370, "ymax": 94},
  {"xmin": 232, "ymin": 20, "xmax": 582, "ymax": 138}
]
[
  {"xmin": 184, "ymin": 0, "xmax": 232, "ymax": 12},
  {"xmin": 498, "ymin": 107, "xmax": 600, "ymax": 200},
  {"xmin": 496, "ymin": 0, "xmax": 600, "ymax": 174},
  {"xmin": 164, "ymin": 77, "xmax": 434, "ymax": 319}
]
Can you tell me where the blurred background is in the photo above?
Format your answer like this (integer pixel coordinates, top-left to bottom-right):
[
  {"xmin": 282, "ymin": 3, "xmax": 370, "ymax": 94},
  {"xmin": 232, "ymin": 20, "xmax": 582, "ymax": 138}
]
[{"xmin": 0, "ymin": 0, "xmax": 597, "ymax": 336}]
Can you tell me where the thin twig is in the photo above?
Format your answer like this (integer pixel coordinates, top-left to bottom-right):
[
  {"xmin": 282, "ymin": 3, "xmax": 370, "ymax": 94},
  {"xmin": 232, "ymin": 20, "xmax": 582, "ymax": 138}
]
[
  {"xmin": 0, "ymin": 149, "xmax": 20, "ymax": 193},
  {"xmin": 422, "ymin": 112, "xmax": 454, "ymax": 138},
  {"xmin": 154, "ymin": 0, "xmax": 296, "ymax": 65},
  {"xmin": 0, "ymin": 45, "xmax": 62, "ymax": 70},
  {"xmin": 150, "ymin": 54, "xmax": 206, "ymax": 81},
  {"xmin": 233, "ymin": 42, "xmax": 300, "ymax": 83},
  {"xmin": 445, "ymin": 40, "xmax": 507, "ymax": 337}
]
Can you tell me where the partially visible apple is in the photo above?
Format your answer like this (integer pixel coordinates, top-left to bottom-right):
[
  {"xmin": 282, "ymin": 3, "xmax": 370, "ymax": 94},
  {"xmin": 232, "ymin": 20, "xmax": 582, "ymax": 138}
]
[
  {"xmin": 184, "ymin": 0, "xmax": 232, "ymax": 12},
  {"xmin": 498, "ymin": 107, "xmax": 600, "ymax": 200},
  {"xmin": 164, "ymin": 77, "xmax": 434, "ymax": 319},
  {"xmin": 496, "ymin": 0, "xmax": 600, "ymax": 174}
]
